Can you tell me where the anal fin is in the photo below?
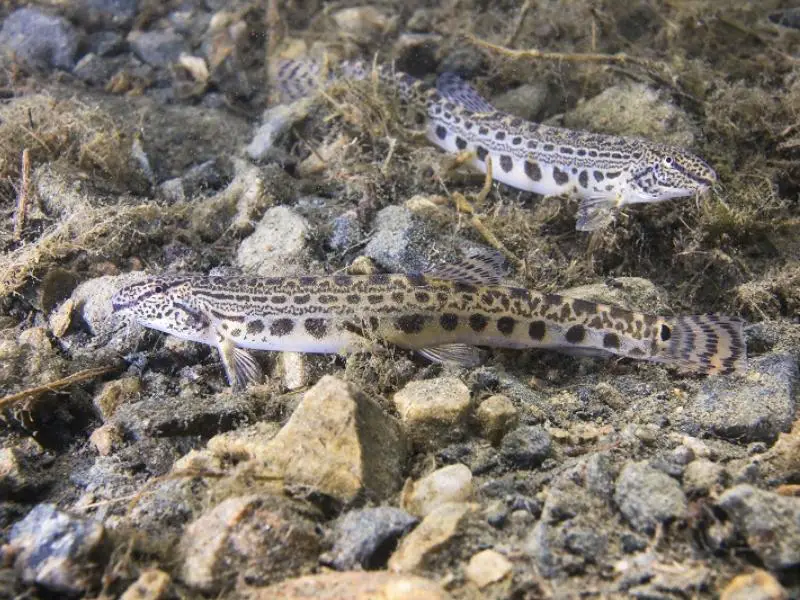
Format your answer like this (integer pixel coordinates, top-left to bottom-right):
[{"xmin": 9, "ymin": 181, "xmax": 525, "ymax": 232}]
[
  {"xmin": 417, "ymin": 344, "xmax": 485, "ymax": 367},
  {"xmin": 576, "ymin": 195, "xmax": 618, "ymax": 232}
]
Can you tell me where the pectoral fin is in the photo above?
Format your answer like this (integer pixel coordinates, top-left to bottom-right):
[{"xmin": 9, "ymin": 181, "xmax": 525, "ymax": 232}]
[
  {"xmin": 576, "ymin": 196, "xmax": 617, "ymax": 231},
  {"xmin": 215, "ymin": 332, "xmax": 263, "ymax": 389},
  {"xmin": 417, "ymin": 344, "xmax": 485, "ymax": 367}
]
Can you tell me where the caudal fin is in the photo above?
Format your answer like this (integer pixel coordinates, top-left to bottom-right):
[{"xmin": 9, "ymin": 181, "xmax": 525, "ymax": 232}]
[{"xmin": 661, "ymin": 315, "xmax": 747, "ymax": 375}]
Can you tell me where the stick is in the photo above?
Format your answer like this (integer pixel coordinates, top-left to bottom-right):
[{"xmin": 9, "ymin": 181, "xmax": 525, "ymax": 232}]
[
  {"xmin": 0, "ymin": 365, "xmax": 117, "ymax": 410},
  {"xmin": 12, "ymin": 148, "xmax": 31, "ymax": 241}
]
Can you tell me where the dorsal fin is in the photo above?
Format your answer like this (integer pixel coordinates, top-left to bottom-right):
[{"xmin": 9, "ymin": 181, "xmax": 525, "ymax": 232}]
[
  {"xmin": 426, "ymin": 249, "xmax": 506, "ymax": 286},
  {"xmin": 436, "ymin": 72, "xmax": 496, "ymax": 113}
]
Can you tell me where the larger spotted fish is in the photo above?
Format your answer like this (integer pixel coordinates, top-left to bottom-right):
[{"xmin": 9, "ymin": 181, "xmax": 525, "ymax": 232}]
[{"xmin": 112, "ymin": 256, "xmax": 745, "ymax": 388}]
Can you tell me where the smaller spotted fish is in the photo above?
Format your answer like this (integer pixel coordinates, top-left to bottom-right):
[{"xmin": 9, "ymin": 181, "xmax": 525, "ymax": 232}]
[
  {"xmin": 276, "ymin": 59, "xmax": 718, "ymax": 230},
  {"xmin": 111, "ymin": 255, "xmax": 746, "ymax": 388}
]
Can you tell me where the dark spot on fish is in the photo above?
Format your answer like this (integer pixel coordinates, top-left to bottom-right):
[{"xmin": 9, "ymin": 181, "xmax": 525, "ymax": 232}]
[
  {"xmin": 578, "ymin": 170, "xmax": 589, "ymax": 188},
  {"xmin": 495, "ymin": 131, "xmax": 506, "ymax": 141},
  {"xmin": 367, "ymin": 294, "xmax": 384, "ymax": 305},
  {"xmin": 346, "ymin": 294, "xmax": 361, "ymax": 304},
  {"xmin": 396, "ymin": 313, "xmax": 426, "ymax": 334},
  {"xmin": 478, "ymin": 126, "xmax": 489, "ymax": 135},
  {"xmin": 369, "ymin": 273, "xmax": 390, "ymax": 285},
  {"xmin": 500, "ymin": 155, "xmax": 513, "ymax": 173},
  {"xmin": 565, "ymin": 324, "xmax": 586, "ymax": 343},
  {"xmin": 497, "ymin": 316, "xmax": 516, "ymax": 335},
  {"xmin": 293, "ymin": 294, "xmax": 310, "ymax": 305},
  {"xmin": 392, "ymin": 292, "xmax": 405, "ymax": 303},
  {"xmin": 476, "ymin": 146, "xmax": 488, "ymax": 162},
  {"xmin": 560, "ymin": 147, "xmax": 574, "ymax": 155},
  {"xmin": 304, "ymin": 318, "xmax": 327, "ymax": 338},
  {"xmin": 529, "ymin": 320, "xmax": 546, "ymax": 340},
  {"xmin": 270, "ymin": 318, "xmax": 294, "ymax": 337},
  {"xmin": 456, "ymin": 136, "xmax": 467, "ymax": 150},
  {"xmin": 525, "ymin": 160, "xmax": 542, "ymax": 181},
  {"xmin": 415, "ymin": 291, "xmax": 431, "ymax": 303},
  {"xmin": 603, "ymin": 332, "xmax": 620, "ymax": 349},
  {"xmin": 246, "ymin": 319, "xmax": 265, "ymax": 335},
  {"xmin": 369, "ymin": 316, "xmax": 380, "ymax": 331},
  {"xmin": 406, "ymin": 273, "xmax": 427, "ymax": 287},
  {"xmin": 469, "ymin": 313, "xmax": 489, "ymax": 332},
  {"xmin": 271, "ymin": 295, "xmax": 287, "ymax": 304},
  {"xmin": 435, "ymin": 125, "xmax": 447, "ymax": 140},
  {"xmin": 543, "ymin": 144, "xmax": 555, "ymax": 152},
  {"xmin": 660, "ymin": 324, "xmax": 672, "ymax": 341},
  {"xmin": 606, "ymin": 171, "xmax": 621, "ymax": 179},
  {"xmin": 593, "ymin": 171, "xmax": 604, "ymax": 182},
  {"xmin": 440, "ymin": 313, "xmax": 458, "ymax": 331},
  {"xmin": 512, "ymin": 136, "xmax": 522, "ymax": 145},
  {"xmin": 553, "ymin": 167, "xmax": 569, "ymax": 185}
]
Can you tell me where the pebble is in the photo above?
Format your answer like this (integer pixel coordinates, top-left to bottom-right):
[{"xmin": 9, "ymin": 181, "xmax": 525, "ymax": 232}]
[
  {"xmin": 682, "ymin": 459, "xmax": 726, "ymax": 496},
  {"xmin": 119, "ymin": 568, "xmax": 171, "ymax": 600},
  {"xmin": 325, "ymin": 507, "xmax": 418, "ymax": 571},
  {"xmin": 6, "ymin": 504, "xmax": 108, "ymax": 595},
  {"xmin": 491, "ymin": 83, "xmax": 549, "ymax": 123},
  {"xmin": 717, "ymin": 485, "xmax": 800, "ymax": 570},
  {"xmin": 93, "ymin": 377, "xmax": 141, "ymax": 421},
  {"xmin": 720, "ymin": 569, "xmax": 787, "ymax": 600},
  {"xmin": 464, "ymin": 549, "xmax": 513, "ymax": 589},
  {"xmin": 249, "ymin": 571, "xmax": 451, "ymax": 599},
  {"xmin": 235, "ymin": 206, "xmax": 312, "ymax": 276},
  {"xmin": 585, "ymin": 452, "xmax": 616, "ymax": 499},
  {"xmin": 680, "ymin": 354, "xmax": 797, "ymax": 444},
  {"xmin": 499, "ymin": 425, "xmax": 552, "ymax": 469},
  {"xmin": 0, "ymin": 439, "xmax": 48, "ymax": 498},
  {"xmin": 474, "ymin": 394, "xmax": 518, "ymax": 444},
  {"xmin": 388, "ymin": 502, "xmax": 473, "ymax": 573},
  {"xmin": 331, "ymin": 6, "xmax": 389, "ymax": 42},
  {"xmin": 180, "ymin": 495, "xmax": 320, "ymax": 592},
  {"xmin": 127, "ymin": 29, "xmax": 186, "ymax": 68},
  {"xmin": 363, "ymin": 206, "xmax": 436, "ymax": 273},
  {"xmin": 393, "ymin": 377, "xmax": 471, "ymax": 450},
  {"xmin": 0, "ymin": 8, "xmax": 80, "ymax": 71},
  {"xmin": 402, "ymin": 464, "xmax": 473, "ymax": 517},
  {"xmin": 614, "ymin": 461, "xmax": 688, "ymax": 533},
  {"xmin": 89, "ymin": 423, "xmax": 125, "ymax": 456},
  {"xmin": 245, "ymin": 101, "xmax": 313, "ymax": 162},
  {"xmin": 259, "ymin": 375, "xmax": 406, "ymax": 502},
  {"xmin": 329, "ymin": 210, "xmax": 365, "ymax": 252},
  {"xmin": 68, "ymin": 0, "xmax": 138, "ymax": 30}
]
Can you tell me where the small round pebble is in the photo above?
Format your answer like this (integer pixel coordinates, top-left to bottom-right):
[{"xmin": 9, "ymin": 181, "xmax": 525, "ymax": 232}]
[
  {"xmin": 402, "ymin": 463, "xmax": 473, "ymax": 517},
  {"xmin": 464, "ymin": 549, "xmax": 512, "ymax": 589}
]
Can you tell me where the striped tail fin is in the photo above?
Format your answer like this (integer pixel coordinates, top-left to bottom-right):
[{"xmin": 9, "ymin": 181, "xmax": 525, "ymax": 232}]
[{"xmin": 659, "ymin": 315, "xmax": 747, "ymax": 375}]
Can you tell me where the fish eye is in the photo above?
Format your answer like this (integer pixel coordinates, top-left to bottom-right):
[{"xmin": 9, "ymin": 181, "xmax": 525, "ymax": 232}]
[
  {"xmin": 664, "ymin": 156, "xmax": 674, "ymax": 165},
  {"xmin": 153, "ymin": 285, "xmax": 164, "ymax": 293}
]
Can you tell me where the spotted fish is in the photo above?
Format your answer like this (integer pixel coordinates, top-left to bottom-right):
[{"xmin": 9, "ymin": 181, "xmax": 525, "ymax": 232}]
[{"xmin": 111, "ymin": 256, "xmax": 745, "ymax": 388}]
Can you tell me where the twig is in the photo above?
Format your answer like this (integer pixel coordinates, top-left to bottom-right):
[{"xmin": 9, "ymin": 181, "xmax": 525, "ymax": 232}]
[
  {"xmin": 0, "ymin": 365, "xmax": 117, "ymax": 410},
  {"xmin": 466, "ymin": 33, "xmax": 658, "ymax": 69},
  {"xmin": 12, "ymin": 148, "xmax": 31, "ymax": 241},
  {"xmin": 503, "ymin": 0, "xmax": 532, "ymax": 48},
  {"xmin": 265, "ymin": 0, "xmax": 282, "ymax": 61}
]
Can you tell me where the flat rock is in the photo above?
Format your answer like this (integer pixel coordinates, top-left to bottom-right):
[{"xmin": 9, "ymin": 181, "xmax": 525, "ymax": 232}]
[
  {"xmin": 325, "ymin": 507, "xmax": 418, "ymax": 571},
  {"xmin": 128, "ymin": 29, "xmax": 186, "ymax": 68},
  {"xmin": 363, "ymin": 206, "xmax": 436, "ymax": 273},
  {"xmin": 614, "ymin": 461, "xmax": 687, "ymax": 533},
  {"xmin": 464, "ymin": 549, "xmax": 513, "ymax": 589},
  {"xmin": 181, "ymin": 494, "xmax": 320, "ymax": 593},
  {"xmin": 236, "ymin": 206, "xmax": 312, "ymax": 276},
  {"xmin": 7, "ymin": 504, "xmax": 108, "ymax": 595},
  {"xmin": 474, "ymin": 394, "xmax": 518, "ymax": 444},
  {"xmin": 260, "ymin": 376, "xmax": 406, "ymax": 502},
  {"xmin": 680, "ymin": 354, "xmax": 797, "ymax": 444},
  {"xmin": 248, "ymin": 571, "xmax": 451, "ymax": 599},
  {"xmin": 0, "ymin": 8, "xmax": 80, "ymax": 71},
  {"xmin": 402, "ymin": 464, "xmax": 473, "ymax": 517},
  {"xmin": 717, "ymin": 485, "xmax": 800, "ymax": 570},
  {"xmin": 388, "ymin": 502, "xmax": 473, "ymax": 573},
  {"xmin": 67, "ymin": 0, "xmax": 138, "ymax": 30},
  {"xmin": 393, "ymin": 377, "xmax": 471, "ymax": 450},
  {"xmin": 93, "ymin": 376, "xmax": 141, "ymax": 421},
  {"xmin": 499, "ymin": 425, "xmax": 551, "ymax": 469}
]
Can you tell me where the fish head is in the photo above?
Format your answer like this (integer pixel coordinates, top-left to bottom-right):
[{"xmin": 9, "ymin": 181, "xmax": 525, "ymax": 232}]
[{"xmin": 628, "ymin": 145, "xmax": 717, "ymax": 204}]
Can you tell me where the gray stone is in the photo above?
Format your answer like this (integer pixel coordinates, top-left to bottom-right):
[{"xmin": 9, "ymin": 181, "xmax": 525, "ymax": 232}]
[
  {"xmin": 0, "ymin": 8, "xmax": 80, "ymax": 70},
  {"xmin": 128, "ymin": 29, "xmax": 186, "ymax": 68},
  {"xmin": 85, "ymin": 31, "xmax": 126, "ymax": 56},
  {"xmin": 68, "ymin": 0, "xmax": 138, "ymax": 30},
  {"xmin": 73, "ymin": 53, "xmax": 128, "ymax": 86},
  {"xmin": 717, "ymin": 485, "xmax": 800, "ymax": 570},
  {"xmin": 329, "ymin": 210, "xmax": 364, "ymax": 251},
  {"xmin": 325, "ymin": 507, "xmax": 418, "ymax": 570},
  {"xmin": 680, "ymin": 354, "xmax": 797, "ymax": 444},
  {"xmin": 682, "ymin": 459, "xmax": 726, "ymax": 496},
  {"xmin": 7, "ymin": 504, "xmax": 108, "ymax": 594},
  {"xmin": 614, "ymin": 461, "xmax": 687, "ymax": 533},
  {"xmin": 235, "ymin": 206, "xmax": 312, "ymax": 276},
  {"xmin": 491, "ymin": 83, "xmax": 549, "ymax": 123},
  {"xmin": 363, "ymin": 206, "xmax": 435, "ymax": 273},
  {"xmin": 500, "ymin": 425, "xmax": 551, "ymax": 469},
  {"xmin": 585, "ymin": 452, "xmax": 615, "ymax": 499}
]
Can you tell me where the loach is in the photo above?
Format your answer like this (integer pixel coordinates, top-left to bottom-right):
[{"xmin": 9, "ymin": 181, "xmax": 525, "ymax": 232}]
[
  {"xmin": 112, "ymin": 254, "xmax": 745, "ymax": 389},
  {"xmin": 275, "ymin": 58, "xmax": 717, "ymax": 231}
]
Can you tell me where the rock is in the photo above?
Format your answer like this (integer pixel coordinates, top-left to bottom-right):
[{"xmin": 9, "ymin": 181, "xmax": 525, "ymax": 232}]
[
  {"xmin": 119, "ymin": 568, "xmax": 171, "ymax": 600},
  {"xmin": 181, "ymin": 495, "xmax": 320, "ymax": 593},
  {"xmin": 0, "ymin": 439, "xmax": 48, "ymax": 498},
  {"xmin": 325, "ymin": 507, "xmax": 418, "ymax": 571},
  {"xmin": 563, "ymin": 82, "xmax": 695, "ymax": 148},
  {"xmin": 683, "ymin": 459, "xmax": 726, "ymax": 496},
  {"xmin": 464, "ymin": 549, "xmax": 513, "ymax": 589},
  {"xmin": 393, "ymin": 377, "xmax": 471, "ymax": 450},
  {"xmin": 85, "ymin": 31, "xmax": 126, "ymax": 56},
  {"xmin": 89, "ymin": 423, "xmax": 125, "ymax": 456},
  {"xmin": 246, "ymin": 101, "xmax": 313, "ymax": 162},
  {"xmin": 717, "ymin": 485, "xmax": 800, "ymax": 570},
  {"xmin": 0, "ymin": 8, "xmax": 80, "ymax": 71},
  {"xmin": 388, "ymin": 502, "xmax": 473, "ymax": 572},
  {"xmin": 329, "ymin": 210, "xmax": 365, "ymax": 251},
  {"xmin": 680, "ymin": 354, "xmax": 797, "ymax": 444},
  {"xmin": 614, "ymin": 461, "xmax": 687, "ymax": 533},
  {"xmin": 73, "ymin": 52, "xmax": 129, "ymax": 86},
  {"xmin": 491, "ymin": 83, "xmax": 549, "ymax": 123},
  {"xmin": 68, "ymin": 0, "xmax": 138, "ymax": 30},
  {"xmin": 7, "ymin": 504, "xmax": 108, "ymax": 595},
  {"xmin": 235, "ymin": 206, "xmax": 312, "ymax": 276},
  {"xmin": 93, "ymin": 377, "xmax": 141, "ymax": 421},
  {"xmin": 0, "ymin": 326, "xmax": 66, "ymax": 389},
  {"xmin": 585, "ymin": 453, "xmax": 616, "ymax": 499},
  {"xmin": 499, "ymin": 425, "xmax": 551, "ymax": 469},
  {"xmin": 128, "ymin": 29, "xmax": 186, "ymax": 68},
  {"xmin": 260, "ymin": 376, "xmax": 406, "ymax": 502},
  {"xmin": 249, "ymin": 571, "xmax": 451, "ymax": 599},
  {"xmin": 363, "ymin": 206, "xmax": 436, "ymax": 273},
  {"xmin": 402, "ymin": 464, "xmax": 473, "ymax": 517},
  {"xmin": 332, "ymin": 6, "xmax": 389, "ymax": 42},
  {"xmin": 474, "ymin": 394, "xmax": 518, "ymax": 444},
  {"xmin": 720, "ymin": 570, "xmax": 787, "ymax": 600}
]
